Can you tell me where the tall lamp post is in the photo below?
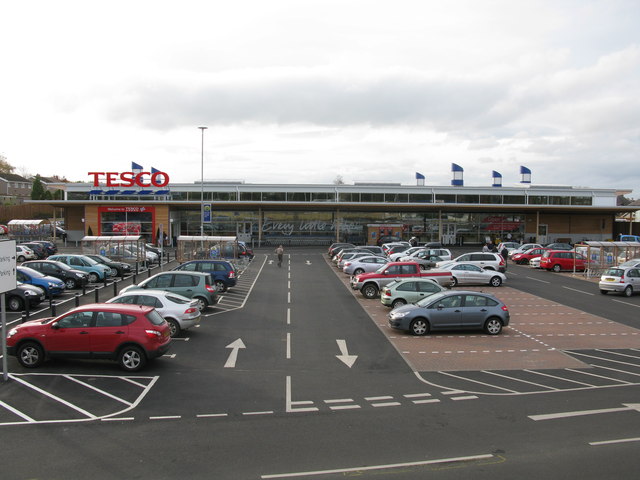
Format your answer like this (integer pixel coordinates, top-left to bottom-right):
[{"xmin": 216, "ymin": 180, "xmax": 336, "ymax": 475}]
[{"xmin": 198, "ymin": 126, "xmax": 208, "ymax": 239}]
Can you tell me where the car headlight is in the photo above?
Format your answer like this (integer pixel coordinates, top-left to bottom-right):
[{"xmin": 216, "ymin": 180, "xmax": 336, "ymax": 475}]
[
  {"xmin": 391, "ymin": 311, "xmax": 409, "ymax": 318},
  {"xmin": 48, "ymin": 282, "xmax": 56, "ymax": 287},
  {"xmin": 8, "ymin": 328, "xmax": 18, "ymax": 337}
]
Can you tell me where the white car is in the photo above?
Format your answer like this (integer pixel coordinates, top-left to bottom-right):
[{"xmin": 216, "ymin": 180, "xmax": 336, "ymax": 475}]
[
  {"xmin": 107, "ymin": 290, "xmax": 201, "ymax": 337},
  {"xmin": 440, "ymin": 262, "xmax": 506, "ymax": 287},
  {"xmin": 508, "ymin": 243, "xmax": 543, "ymax": 258},
  {"xmin": 529, "ymin": 257, "xmax": 542, "ymax": 268},
  {"xmin": 389, "ymin": 246, "xmax": 425, "ymax": 261},
  {"xmin": 343, "ymin": 255, "xmax": 388, "ymax": 275},
  {"xmin": 16, "ymin": 245, "xmax": 37, "ymax": 262},
  {"xmin": 436, "ymin": 252, "xmax": 506, "ymax": 273},
  {"xmin": 398, "ymin": 247, "xmax": 451, "ymax": 262}
]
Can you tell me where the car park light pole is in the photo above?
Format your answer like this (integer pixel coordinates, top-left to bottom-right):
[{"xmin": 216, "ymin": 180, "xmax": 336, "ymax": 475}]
[{"xmin": 198, "ymin": 126, "xmax": 207, "ymax": 243}]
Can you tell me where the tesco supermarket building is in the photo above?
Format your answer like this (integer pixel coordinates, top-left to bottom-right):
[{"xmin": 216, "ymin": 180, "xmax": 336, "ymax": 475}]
[{"xmin": 34, "ymin": 167, "xmax": 637, "ymax": 247}]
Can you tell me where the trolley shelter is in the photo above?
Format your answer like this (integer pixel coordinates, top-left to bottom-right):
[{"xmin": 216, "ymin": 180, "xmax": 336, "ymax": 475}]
[
  {"xmin": 575, "ymin": 241, "xmax": 640, "ymax": 277},
  {"xmin": 8, "ymin": 219, "xmax": 52, "ymax": 242},
  {"xmin": 80, "ymin": 235, "xmax": 147, "ymax": 264},
  {"xmin": 177, "ymin": 236, "xmax": 238, "ymax": 263}
]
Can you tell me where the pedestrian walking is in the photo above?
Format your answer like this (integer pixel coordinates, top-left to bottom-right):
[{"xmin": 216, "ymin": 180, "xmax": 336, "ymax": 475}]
[{"xmin": 275, "ymin": 245, "xmax": 284, "ymax": 267}]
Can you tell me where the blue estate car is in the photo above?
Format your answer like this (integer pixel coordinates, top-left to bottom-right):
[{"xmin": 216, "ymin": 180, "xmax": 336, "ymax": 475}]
[{"xmin": 17, "ymin": 266, "xmax": 66, "ymax": 296}]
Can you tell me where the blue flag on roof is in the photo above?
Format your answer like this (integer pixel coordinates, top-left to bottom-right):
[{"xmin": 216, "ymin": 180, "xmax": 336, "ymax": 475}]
[
  {"xmin": 151, "ymin": 167, "xmax": 160, "ymax": 174},
  {"xmin": 132, "ymin": 162, "xmax": 143, "ymax": 171},
  {"xmin": 415, "ymin": 172, "xmax": 425, "ymax": 180}
]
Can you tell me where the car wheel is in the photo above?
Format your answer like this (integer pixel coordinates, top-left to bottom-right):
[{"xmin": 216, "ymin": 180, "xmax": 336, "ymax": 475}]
[
  {"xmin": 353, "ymin": 268, "xmax": 364, "ymax": 276},
  {"xmin": 600, "ymin": 290, "xmax": 608, "ymax": 295},
  {"xmin": 484, "ymin": 317, "xmax": 503, "ymax": 335},
  {"xmin": 17, "ymin": 342, "xmax": 44, "ymax": 368},
  {"xmin": 88, "ymin": 272, "xmax": 99, "ymax": 283},
  {"xmin": 362, "ymin": 283, "xmax": 379, "ymax": 299},
  {"xmin": 552, "ymin": 264, "xmax": 561, "ymax": 273},
  {"xmin": 419, "ymin": 264, "xmax": 426, "ymax": 270},
  {"xmin": 7, "ymin": 295, "xmax": 24, "ymax": 312},
  {"xmin": 195, "ymin": 297, "xmax": 209, "ymax": 311},
  {"xmin": 167, "ymin": 319, "xmax": 180, "ymax": 337},
  {"xmin": 118, "ymin": 345, "xmax": 147, "ymax": 372},
  {"xmin": 391, "ymin": 298, "xmax": 407, "ymax": 309},
  {"xmin": 451, "ymin": 277, "xmax": 459, "ymax": 287},
  {"xmin": 109, "ymin": 268, "xmax": 118, "ymax": 277},
  {"xmin": 17, "ymin": 255, "xmax": 25, "ymax": 262},
  {"xmin": 410, "ymin": 318, "xmax": 429, "ymax": 336},
  {"xmin": 214, "ymin": 280, "xmax": 227, "ymax": 293},
  {"xmin": 624, "ymin": 286, "xmax": 633, "ymax": 297},
  {"xmin": 490, "ymin": 276, "xmax": 502, "ymax": 287},
  {"xmin": 65, "ymin": 278, "xmax": 77, "ymax": 289}
]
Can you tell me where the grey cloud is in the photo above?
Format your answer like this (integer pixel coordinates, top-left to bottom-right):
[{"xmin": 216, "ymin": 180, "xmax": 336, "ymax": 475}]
[{"xmin": 106, "ymin": 72, "xmax": 506, "ymax": 130}]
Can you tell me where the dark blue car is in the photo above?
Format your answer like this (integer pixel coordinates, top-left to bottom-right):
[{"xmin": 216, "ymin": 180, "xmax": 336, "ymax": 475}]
[
  {"xmin": 173, "ymin": 260, "xmax": 237, "ymax": 292},
  {"xmin": 17, "ymin": 266, "xmax": 66, "ymax": 296}
]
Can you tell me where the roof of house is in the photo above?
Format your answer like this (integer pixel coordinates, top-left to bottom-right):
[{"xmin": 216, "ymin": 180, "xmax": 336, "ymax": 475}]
[{"xmin": 0, "ymin": 173, "xmax": 30, "ymax": 182}]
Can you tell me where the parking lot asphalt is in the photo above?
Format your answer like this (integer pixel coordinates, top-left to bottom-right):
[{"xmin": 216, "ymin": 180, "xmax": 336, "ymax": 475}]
[{"xmin": 328, "ymin": 256, "xmax": 640, "ymax": 372}]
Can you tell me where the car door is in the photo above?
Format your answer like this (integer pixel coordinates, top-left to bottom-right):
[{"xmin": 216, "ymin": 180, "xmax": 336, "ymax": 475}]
[
  {"xmin": 417, "ymin": 281, "xmax": 441, "ymax": 301},
  {"xmin": 628, "ymin": 269, "xmax": 640, "ymax": 291},
  {"xmin": 466, "ymin": 264, "xmax": 488, "ymax": 283},
  {"xmin": 459, "ymin": 295, "xmax": 493, "ymax": 328},
  {"xmin": 92, "ymin": 311, "xmax": 131, "ymax": 355},
  {"xmin": 450, "ymin": 264, "xmax": 471, "ymax": 284},
  {"xmin": 395, "ymin": 281, "xmax": 419, "ymax": 303},
  {"xmin": 171, "ymin": 274, "xmax": 198, "ymax": 299},
  {"xmin": 426, "ymin": 294, "xmax": 463, "ymax": 330},
  {"xmin": 45, "ymin": 310, "xmax": 94, "ymax": 355}
]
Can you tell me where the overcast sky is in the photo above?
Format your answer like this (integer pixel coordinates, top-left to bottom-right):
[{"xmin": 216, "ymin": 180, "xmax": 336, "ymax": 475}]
[{"xmin": 1, "ymin": 0, "xmax": 639, "ymax": 196}]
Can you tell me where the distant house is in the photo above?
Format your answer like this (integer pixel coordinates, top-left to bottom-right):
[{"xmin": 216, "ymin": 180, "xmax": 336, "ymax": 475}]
[{"xmin": 0, "ymin": 173, "xmax": 32, "ymax": 203}]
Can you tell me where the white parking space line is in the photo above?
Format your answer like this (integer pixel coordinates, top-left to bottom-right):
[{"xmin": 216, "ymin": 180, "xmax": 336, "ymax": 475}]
[
  {"xmin": 562, "ymin": 286, "xmax": 595, "ymax": 295},
  {"xmin": 525, "ymin": 276, "xmax": 550, "ymax": 284},
  {"xmin": 612, "ymin": 299, "xmax": 640, "ymax": 308},
  {"xmin": 9, "ymin": 374, "xmax": 97, "ymax": 419},
  {"xmin": 0, "ymin": 399, "xmax": 36, "ymax": 422},
  {"xmin": 483, "ymin": 371, "xmax": 557, "ymax": 391},
  {"xmin": 64, "ymin": 375, "xmax": 132, "ymax": 406},
  {"xmin": 260, "ymin": 454, "xmax": 495, "ymax": 479},
  {"xmin": 590, "ymin": 437, "xmax": 640, "ymax": 446}
]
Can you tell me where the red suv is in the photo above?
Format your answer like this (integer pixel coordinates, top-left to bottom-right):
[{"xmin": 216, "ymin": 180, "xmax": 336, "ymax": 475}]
[
  {"xmin": 540, "ymin": 250, "xmax": 586, "ymax": 272},
  {"xmin": 7, "ymin": 303, "xmax": 171, "ymax": 372}
]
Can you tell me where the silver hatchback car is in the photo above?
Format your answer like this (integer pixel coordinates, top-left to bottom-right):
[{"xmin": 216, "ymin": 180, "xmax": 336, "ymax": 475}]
[
  {"xmin": 343, "ymin": 255, "xmax": 388, "ymax": 275},
  {"xmin": 388, "ymin": 290, "xmax": 510, "ymax": 336},
  {"xmin": 599, "ymin": 266, "xmax": 640, "ymax": 297}
]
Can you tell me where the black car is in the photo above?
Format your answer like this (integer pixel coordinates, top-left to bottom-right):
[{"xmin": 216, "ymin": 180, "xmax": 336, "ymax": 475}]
[
  {"xmin": 85, "ymin": 254, "xmax": 132, "ymax": 277},
  {"xmin": 31, "ymin": 240, "xmax": 58, "ymax": 255},
  {"xmin": 22, "ymin": 260, "xmax": 89, "ymax": 289},
  {"xmin": 6, "ymin": 284, "xmax": 46, "ymax": 312},
  {"xmin": 20, "ymin": 242, "xmax": 48, "ymax": 259}
]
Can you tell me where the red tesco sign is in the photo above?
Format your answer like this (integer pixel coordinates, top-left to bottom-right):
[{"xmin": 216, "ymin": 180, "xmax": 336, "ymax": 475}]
[{"xmin": 88, "ymin": 171, "xmax": 170, "ymax": 188}]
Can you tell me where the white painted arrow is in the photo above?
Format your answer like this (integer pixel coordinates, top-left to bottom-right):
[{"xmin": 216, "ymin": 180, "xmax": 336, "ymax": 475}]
[
  {"xmin": 224, "ymin": 339, "xmax": 246, "ymax": 368},
  {"xmin": 268, "ymin": 260, "xmax": 274, "ymax": 265},
  {"xmin": 305, "ymin": 260, "xmax": 312, "ymax": 265},
  {"xmin": 336, "ymin": 339, "xmax": 358, "ymax": 368}
]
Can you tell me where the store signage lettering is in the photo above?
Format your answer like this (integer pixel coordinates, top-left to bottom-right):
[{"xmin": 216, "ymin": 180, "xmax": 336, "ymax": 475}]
[
  {"xmin": 262, "ymin": 220, "xmax": 360, "ymax": 236},
  {"xmin": 88, "ymin": 171, "xmax": 170, "ymax": 188}
]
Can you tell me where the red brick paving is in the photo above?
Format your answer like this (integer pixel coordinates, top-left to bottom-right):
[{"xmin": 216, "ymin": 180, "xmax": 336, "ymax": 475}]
[{"xmin": 330, "ymin": 258, "xmax": 640, "ymax": 372}]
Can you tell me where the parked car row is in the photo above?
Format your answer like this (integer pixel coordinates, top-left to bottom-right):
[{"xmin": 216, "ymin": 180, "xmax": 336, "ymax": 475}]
[
  {"xmin": 4, "ymin": 255, "xmax": 250, "ymax": 373},
  {"xmin": 328, "ymin": 241, "xmax": 512, "ymax": 337}
]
